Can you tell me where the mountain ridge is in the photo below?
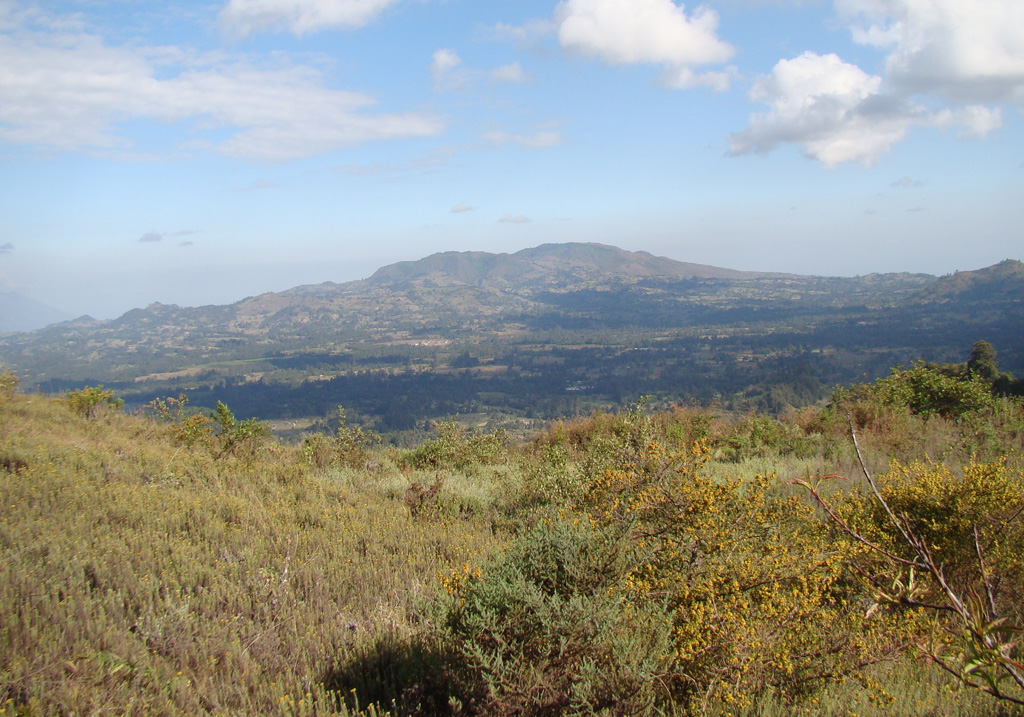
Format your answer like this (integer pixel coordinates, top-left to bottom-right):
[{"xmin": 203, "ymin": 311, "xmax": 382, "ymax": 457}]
[{"xmin": 1, "ymin": 244, "xmax": 1021, "ymax": 423}]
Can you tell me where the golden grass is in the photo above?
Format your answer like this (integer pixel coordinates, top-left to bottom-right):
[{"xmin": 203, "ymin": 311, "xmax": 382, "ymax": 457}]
[{"xmin": 1, "ymin": 394, "xmax": 498, "ymax": 715}]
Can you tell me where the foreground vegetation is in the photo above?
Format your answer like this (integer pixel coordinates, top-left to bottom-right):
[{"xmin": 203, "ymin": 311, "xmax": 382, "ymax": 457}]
[{"xmin": 3, "ymin": 344, "xmax": 1024, "ymax": 715}]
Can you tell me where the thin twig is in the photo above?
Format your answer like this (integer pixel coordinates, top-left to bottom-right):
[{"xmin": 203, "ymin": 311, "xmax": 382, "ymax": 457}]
[{"xmin": 974, "ymin": 524, "xmax": 998, "ymax": 620}]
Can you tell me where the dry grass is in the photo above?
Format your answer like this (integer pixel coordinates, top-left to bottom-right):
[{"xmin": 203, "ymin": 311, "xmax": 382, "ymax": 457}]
[
  {"xmin": 0, "ymin": 393, "xmax": 498, "ymax": 715},
  {"xmin": 3, "ymin": 377, "xmax": 1024, "ymax": 715}
]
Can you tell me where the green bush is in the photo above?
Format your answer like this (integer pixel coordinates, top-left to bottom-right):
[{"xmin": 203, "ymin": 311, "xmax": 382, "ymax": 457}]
[
  {"xmin": 403, "ymin": 421, "xmax": 507, "ymax": 472},
  {"xmin": 436, "ymin": 514, "xmax": 671, "ymax": 716},
  {"xmin": 0, "ymin": 370, "xmax": 17, "ymax": 402},
  {"xmin": 65, "ymin": 385, "xmax": 123, "ymax": 419},
  {"xmin": 841, "ymin": 362, "xmax": 996, "ymax": 420}
]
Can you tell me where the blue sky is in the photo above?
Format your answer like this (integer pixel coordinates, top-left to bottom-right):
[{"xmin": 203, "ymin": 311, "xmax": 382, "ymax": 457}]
[{"xmin": 1, "ymin": 0, "xmax": 1022, "ymax": 320}]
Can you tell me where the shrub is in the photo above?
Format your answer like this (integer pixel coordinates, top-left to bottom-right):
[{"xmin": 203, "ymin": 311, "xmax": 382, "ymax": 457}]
[
  {"xmin": 211, "ymin": 401, "xmax": 269, "ymax": 460},
  {"xmin": 303, "ymin": 405, "xmax": 381, "ymax": 470},
  {"xmin": 838, "ymin": 362, "xmax": 995, "ymax": 421},
  {"xmin": 65, "ymin": 385, "xmax": 123, "ymax": 419},
  {"xmin": 801, "ymin": 456, "xmax": 1024, "ymax": 707},
  {"xmin": 0, "ymin": 370, "xmax": 17, "ymax": 401},
  {"xmin": 436, "ymin": 514, "xmax": 672, "ymax": 716},
  {"xmin": 404, "ymin": 421, "xmax": 507, "ymax": 472},
  {"xmin": 146, "ymin": 394, "xmax": 215, "ymax": 448}
]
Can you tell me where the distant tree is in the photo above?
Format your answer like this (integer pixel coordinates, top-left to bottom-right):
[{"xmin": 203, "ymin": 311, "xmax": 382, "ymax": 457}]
[{"xmin": 968, "ymin": 340, "xmax": 999, "ymax": 381}]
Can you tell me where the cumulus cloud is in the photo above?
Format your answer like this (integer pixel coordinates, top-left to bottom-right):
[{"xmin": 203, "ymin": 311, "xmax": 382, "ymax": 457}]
[
  {"xmin": 219, "ymin": 0, "xmax": 401, "ymax": 38},
  {"xmin": 499, "ymin": 214, "xmax": 530, "ymax": 224},
  {"xmin": 555, "ymin": 0, "xmax": 735, "ymax": 89},
  {"xmin": 730, "ymin": 1, "xmax": 1021, "ymax": 166},
  {"xmin": 0, "ymin": 242, "xmax": 13, "ymax": 254},
  {"xmin": 483, "ymin": 129, "xmax": 564, "ymax": 148},
  {"xmin": 728, "ymin": 53, "xmax": 934, "ymax": 166},
  {"xmin": 838, "ymin": 0, "xmax": 1024, "ymax": 103},
  {"xmin": 451, "ymin": 203, "xmax": 474, "ymax": 213},
  {"xmin": 0, "ymin": 15, "xmax": 443, "ymax": 161}
]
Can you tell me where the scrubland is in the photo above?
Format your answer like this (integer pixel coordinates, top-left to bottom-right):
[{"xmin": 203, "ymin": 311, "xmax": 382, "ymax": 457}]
[{"xmin": 2, "ymin": 361, "xmax": 1024, "ymax": 715}]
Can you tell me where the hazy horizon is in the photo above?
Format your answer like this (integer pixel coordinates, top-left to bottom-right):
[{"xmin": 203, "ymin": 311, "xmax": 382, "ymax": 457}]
[{"xmin": 2, "ymin": 0, "xmax": 1022, "ymax": 320}]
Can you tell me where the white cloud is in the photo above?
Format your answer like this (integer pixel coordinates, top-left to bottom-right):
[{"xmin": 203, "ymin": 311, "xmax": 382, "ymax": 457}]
[
  {"xmin": 451, "ymin": 203, "xmax": 474, "ymax": 213},
  {"xmin": 729, "ymin": 2, "xmax": 1021, "ymax": 166},
  {"xmin": 491, "ymin": 62, "xmax": 532, "ymax": 85},
  {"xmin": 219, "ymin": 0, "xmax": 401, "ymax": 38},
  {"xmin": 0, "ymin": 19, "xmax": 443, "ymax": 161},
  {"xmin": 555, "ymin": 0, "xmax": 734, "ymax": 89},
  {"xmin": 499, "ymin": 214, "xmax": 530, "ymax": 224},
  {"xmin": 430, "ymin": 48, "xmax": 470, "ymax": 91},
  {"xmin": 488, "ymin": 19, "xmax": 556, "ymax": 48},
  {"xmin": 838, "ymin": 0, "xmax": 1024, "ymax": 103},
  {"xmin": 728, "ymin": 52, "xmax": 929, "ymax": 166},
  {"xmin": 891, "ymin": 175, "xmax": 925, "ymax": 188},
  {"xmin": 431, "ymin": 48, "xmax": 461, "ymax": 76},
  {"xmin": 483, "ymin": 129, "xmax": 564, "ymax": 148}
]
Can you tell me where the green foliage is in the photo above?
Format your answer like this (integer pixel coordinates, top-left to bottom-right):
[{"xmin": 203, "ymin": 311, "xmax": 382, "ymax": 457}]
[
  {"xmin": 805, "ymin": 457, "xmax": 1024, "ymax": 707},
  {"xmin": 403, "ymin": 421, "xmax": 507, "ymax": 472},
  {"xmin": 65, "ymin": 385, "xmax": 123, "ymax": 419},
  {"xmin": 146, "ymin": 393, "xmax": 215, "ymax": 448},
  {"xmin": 303, "ymin": 407, "xmax": 382, "ymax": 471},
  {"xmin": 836, "ymin": 361, "xmax": 997, "ymax": 421},
  {"xmin": 211, "ymin": 400, "xmax": 270, "ymax": 460},
  {"xmin": 0, "ymin": 370, "xmax": 17, "ymax": 401},
  {"xmin": 968, "ymin": 340, "xmax": 1000, "ymax": 382},
  {"xmin": 436, "ymin": 515, "xmax": 672, "ymax": 716}
]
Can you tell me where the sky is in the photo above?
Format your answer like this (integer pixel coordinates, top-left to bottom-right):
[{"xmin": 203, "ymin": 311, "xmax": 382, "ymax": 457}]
[{"xmin": 0, "ymin": 0, "xmax": 1022, "ymax": 320}]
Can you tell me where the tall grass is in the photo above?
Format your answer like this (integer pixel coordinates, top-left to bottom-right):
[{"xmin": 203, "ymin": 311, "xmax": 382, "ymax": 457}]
[
  {"xmin": 0, "ymin": 391, "xmax": 499, "ymax": 715},
  {"xmin": 2, "ymin": 366, "xmax": 1024, "ymax": 715}
]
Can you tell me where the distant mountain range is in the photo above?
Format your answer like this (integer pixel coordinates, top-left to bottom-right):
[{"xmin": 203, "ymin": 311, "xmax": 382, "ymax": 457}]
[
  {"xmin": 0, "ymin": 292, "xmax": 72, "ymax": 333},
  {"xmin": 1, "ymin": 243, "xmax": 1021, "ymax": 426}
]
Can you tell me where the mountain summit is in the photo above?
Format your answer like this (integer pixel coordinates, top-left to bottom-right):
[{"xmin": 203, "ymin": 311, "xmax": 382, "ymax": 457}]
[{"xmin": 367, "ymin": 243, "xmax": 758, "ymax": 289}]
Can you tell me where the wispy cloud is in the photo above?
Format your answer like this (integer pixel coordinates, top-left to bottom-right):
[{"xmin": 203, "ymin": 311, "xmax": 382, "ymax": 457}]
[
  {"xmin": 499, "ymin": 214, "xmax": 530, "ymax": 224},
  {"xmin": 139, "ymin": 229, "xmax": 197, "ymax": 243},
  {"xmin": 891, "ymin": 176, "xmax": 925, "ymax": 188},
  {"xmin": 483, "ymin": 129, "xmax": 563, "ymax": 149},
  {"xmin": 233, "ymin": 179, "xmax": 277, "ymax": 192},
  {"xmin": 430, "ymin": 48, "xmax": 469, "ymax": 91},
  {"xmin": 219, "ymin": 0, "xmax": 401, "ymax": 38},
  {"xmin": 0, "ymin": 242, "xmax": 13, "ymax": 254},
  {"xmin": 451, "ymin": 203, "xmax": 474, "ymax": 213},
  {"xmin": 0, "ymin": 11, "xmax": 443, "ymax": 161},
  {"xmin": 491, "ymin": 62, "xmax": 532, "ymax": 85},
  {"xmin": 335, "ymin": 145, "xmax": 463, "ymax": 176}
]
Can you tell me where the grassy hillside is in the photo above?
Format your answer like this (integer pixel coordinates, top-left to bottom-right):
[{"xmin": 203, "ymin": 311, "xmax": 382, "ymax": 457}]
[{"xmin": 3, "ymin": 360, "xmax": 1024, "ymax": 715}]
